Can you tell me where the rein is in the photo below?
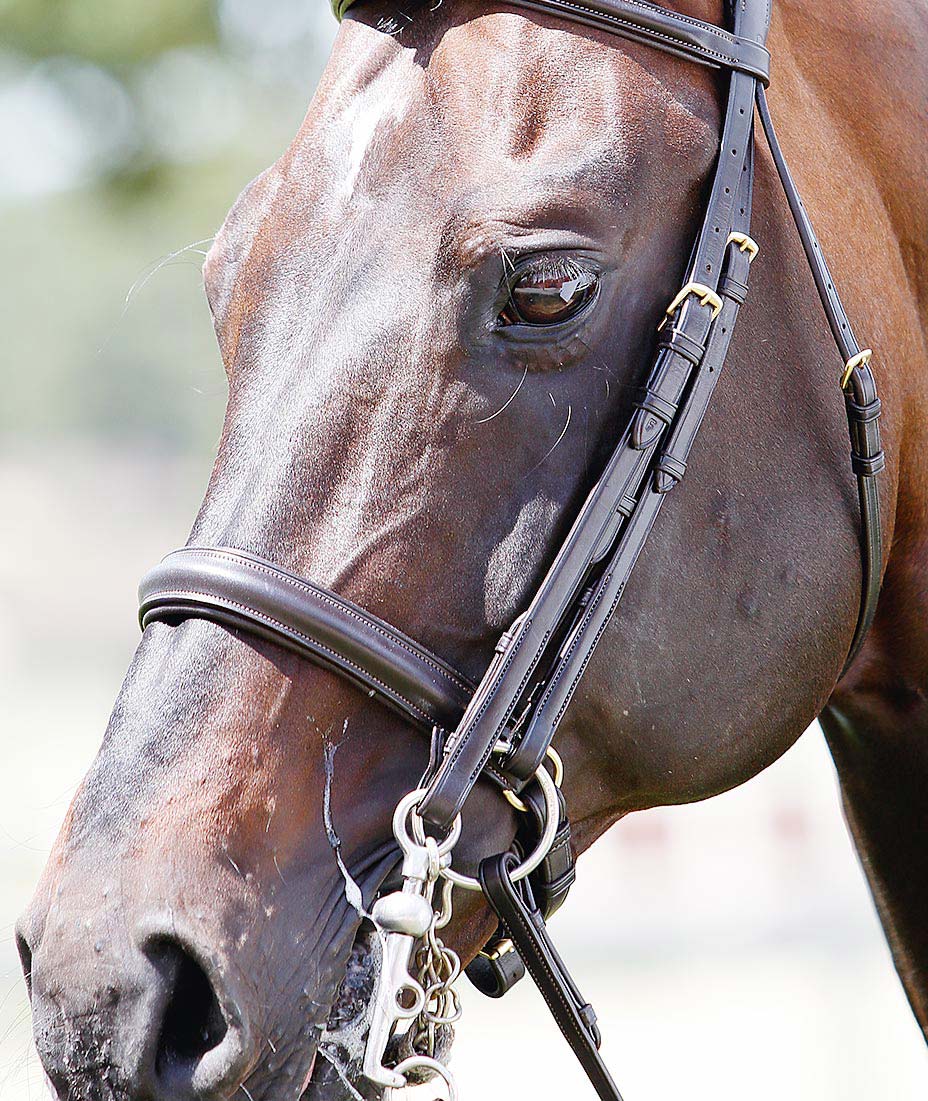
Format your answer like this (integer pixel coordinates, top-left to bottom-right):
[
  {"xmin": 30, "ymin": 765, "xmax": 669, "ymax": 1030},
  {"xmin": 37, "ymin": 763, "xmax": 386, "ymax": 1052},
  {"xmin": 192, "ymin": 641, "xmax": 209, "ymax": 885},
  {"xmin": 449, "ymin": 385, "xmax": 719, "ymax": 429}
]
[{"xmin": 138, "ymin": 1, "xmax": 885, "ymax": 1096}]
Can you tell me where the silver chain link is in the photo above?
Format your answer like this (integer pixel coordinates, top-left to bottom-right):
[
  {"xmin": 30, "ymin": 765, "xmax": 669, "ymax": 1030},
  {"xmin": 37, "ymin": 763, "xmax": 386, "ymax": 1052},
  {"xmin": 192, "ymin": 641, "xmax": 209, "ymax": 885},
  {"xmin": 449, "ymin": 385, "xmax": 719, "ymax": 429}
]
[{"xmin": 409, "ymin": 919, "xmax": 463, "ymax": 1059}]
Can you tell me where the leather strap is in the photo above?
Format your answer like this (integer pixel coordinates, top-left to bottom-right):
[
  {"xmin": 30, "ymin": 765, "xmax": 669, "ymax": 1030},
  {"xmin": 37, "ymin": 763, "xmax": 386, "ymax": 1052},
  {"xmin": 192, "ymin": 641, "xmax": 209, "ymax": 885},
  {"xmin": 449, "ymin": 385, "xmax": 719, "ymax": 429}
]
[
  {"xmin": 480, "ymin": 852, "xmax": 624, "ymax": 1101},
  {"xmin": 465, "ymin": 934, "xmax": 527, "ymax": 998},
  {"xmin": 499, "ymin": 0, "xmax": 770, "ymax": 83},
  {"xmin": 507, "ymin": 164, "xmax": 758, "ymax": 777},
  {"xmin": 138, "ymin": 546, "xmax": 473, "ymax": 731},
  {"xmin": 755, "ymin": 87, "xmax": 884, "ymax": 669},
  {"xmin": 466, "ymin": 778, "xmax": 575, "ymax": 997},
  {"xmin": 418, "ymin": 0, "xmax": 765, "ymax": 827},
  {"xmin": 333, "ymin": 0, "xmax": 770, "ymax": 84},
  {"xmin": 518, "ymin": 782, "xmax": 576, "ymax": 917}
]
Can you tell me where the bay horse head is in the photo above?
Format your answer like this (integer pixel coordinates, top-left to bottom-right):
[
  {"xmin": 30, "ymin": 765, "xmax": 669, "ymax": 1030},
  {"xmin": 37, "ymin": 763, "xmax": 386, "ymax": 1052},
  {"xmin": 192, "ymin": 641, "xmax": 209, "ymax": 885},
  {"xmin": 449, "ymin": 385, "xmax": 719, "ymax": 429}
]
[{"xmin": 19, "ymin": 0, "xmax": 900, "ymax": 1098}]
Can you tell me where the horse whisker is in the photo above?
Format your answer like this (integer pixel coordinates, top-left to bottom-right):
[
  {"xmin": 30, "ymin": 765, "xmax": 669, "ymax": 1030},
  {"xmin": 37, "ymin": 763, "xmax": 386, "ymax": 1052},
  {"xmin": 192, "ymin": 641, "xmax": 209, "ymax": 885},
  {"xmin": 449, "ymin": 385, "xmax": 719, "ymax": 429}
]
[
  {"xmin": 317, "ymin": 1045, "xmax": 367, "ymax": 1101},
  {"xmin": 322, "ymin": 729, "xmax": 370, "ymax": 920},
  {"xmin": 475, "ymin": 366, "xmax": 527, "ymax": 424},
  {"xmin": 522, "ymin": 404, "xmax": 572, "ymax": 481}
]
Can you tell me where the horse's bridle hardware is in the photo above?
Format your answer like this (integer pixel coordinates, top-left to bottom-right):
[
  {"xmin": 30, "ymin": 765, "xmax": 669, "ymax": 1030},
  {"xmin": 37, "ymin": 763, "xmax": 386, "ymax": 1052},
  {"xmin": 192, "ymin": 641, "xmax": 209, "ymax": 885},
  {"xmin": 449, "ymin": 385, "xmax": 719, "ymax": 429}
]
[
  {"xmin": 439, "ymin": 759, "xmax": 561, "ymax": 892},
  {"xmin": 843, "ymin": 347, "xmax": 874, "ymax": 389},
  {"xmin": 727, "ymin": 231, "xmax": 760, "ymax": 259},
  {"xmin": 479, "ymin": 938, "xmax": 514, "ymax": 961},
  {"xmin": 657, "ymin": 281, "xmax": 724, "ymax": 329},
  {"xmin": 137, "ymin": 0, "xmax": 886, "ymax": 1096},
  {"xmin": 363, "ymin": 790, "xmax": 462, "ymax": 1093},
  {"xmin": 503, "ymin": 746, "xmax": 564, "ymax": 812}
]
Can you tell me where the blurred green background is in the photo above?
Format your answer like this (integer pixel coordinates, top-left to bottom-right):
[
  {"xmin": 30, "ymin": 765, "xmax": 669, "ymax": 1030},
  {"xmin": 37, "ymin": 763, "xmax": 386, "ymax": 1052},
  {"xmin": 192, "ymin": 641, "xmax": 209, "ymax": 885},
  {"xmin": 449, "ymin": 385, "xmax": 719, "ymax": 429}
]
[{"xmin": 1, "ymin": 0, "xmax": 336, "ymax": 454}]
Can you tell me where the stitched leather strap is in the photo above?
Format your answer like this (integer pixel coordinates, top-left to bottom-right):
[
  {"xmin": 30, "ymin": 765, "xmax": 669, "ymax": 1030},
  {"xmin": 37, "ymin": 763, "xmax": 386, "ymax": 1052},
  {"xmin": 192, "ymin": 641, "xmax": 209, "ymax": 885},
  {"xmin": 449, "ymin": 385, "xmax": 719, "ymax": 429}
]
[
  {"xmin": 138, "ymin": 546, "xmax": 473, "ymax": 731},
  {"xmin": 333, "ymin": 0, "xmax": 771, "ymax": 84},
  {"xmin": 418, "ymin": 0, "xmax": 765, "ymax": 827},
  {"xmin": 465, "ymin": 782, "xmax": 574, "ymax": 998},
  {"xmin": 755, "ymin": 87, "xmax": 884, "ymax": 669},
  {"xmin": 499, "ymin": 0, "xmax": 770, "ymax": 83},
  {"xmin": 480, "ymin": 853, "xmax": 624, "ymax": 1101},
  {"xmin": 517, "ymin": 782, "xmax": 576, "ymax": 917},
  {"xmin": 506, "ymin": 163, "xmax": 758, "ymax": 779}
]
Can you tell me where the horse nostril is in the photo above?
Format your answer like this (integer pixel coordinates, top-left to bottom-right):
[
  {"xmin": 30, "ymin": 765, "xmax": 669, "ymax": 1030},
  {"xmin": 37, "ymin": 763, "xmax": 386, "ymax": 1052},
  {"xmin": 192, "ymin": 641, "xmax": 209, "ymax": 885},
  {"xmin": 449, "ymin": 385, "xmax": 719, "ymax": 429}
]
[
  {"xmin": 15, "ymin": 928, "xmax": 33, "ymax": 997},
  {"xmin": 146, "ymin": 936, "xmax": 247, "ymax": 1098},
  {"xmin": 156, "ymin": 943, "xmax": 227, "ymax": 1069}
]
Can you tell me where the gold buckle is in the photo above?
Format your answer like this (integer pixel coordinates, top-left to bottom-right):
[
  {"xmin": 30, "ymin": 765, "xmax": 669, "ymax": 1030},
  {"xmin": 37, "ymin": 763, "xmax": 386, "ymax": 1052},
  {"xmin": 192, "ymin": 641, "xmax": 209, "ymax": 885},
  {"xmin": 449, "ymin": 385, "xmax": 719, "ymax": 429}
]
[
  {"xmin": 841, "ymin": 348, "xmax": 872, "ymax": 389},
  {"xmin": 726, "ymin": 232, "xmax": 759, "ymax": 260},
  {"xmin": 658, "ymin": 282, "xmax": 723, "ymax": 331},
  {"xmin": 479, "ymin": 938, "xmax": 515, "ymax": 962},
  {"xmin": 503, "ymin": 746, "xmax": 564, "ymax": 813}
]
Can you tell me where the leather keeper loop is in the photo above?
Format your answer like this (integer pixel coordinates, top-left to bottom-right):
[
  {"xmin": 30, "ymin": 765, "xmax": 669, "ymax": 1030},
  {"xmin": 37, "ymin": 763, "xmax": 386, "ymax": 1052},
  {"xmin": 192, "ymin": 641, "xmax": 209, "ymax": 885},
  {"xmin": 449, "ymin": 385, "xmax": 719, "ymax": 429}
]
[
  {"xmin": 616, "ymin": 492, "xmax": 638, "ymax": 517},
  {"xmin": 656, "ymin": 453, "xmax": 688, "ymax": 483},
  {"xmin": 634, "ymin": 388, "xmax": 678, "ymax": 425},
  {"xmin": 846, "ymin": 396, "xmax": 883, "ymax": 424},
  {"xmin": 465, "ymin": 939, "xmax": 526, "ymax": 999},
  {"xmin": 656, "ymin": 327, "xmax": 705, "ymax": 365},
  {"xmin": 851, "ymin": 450, "xmax": 886, "ymax": 477},
  {"xmin": 719, "ymin": 272, "xmax": 749, "ymax": 304},
  {"xmin": 581, "ymin": 1005, "xmax": 602, "ymax": 1048}
]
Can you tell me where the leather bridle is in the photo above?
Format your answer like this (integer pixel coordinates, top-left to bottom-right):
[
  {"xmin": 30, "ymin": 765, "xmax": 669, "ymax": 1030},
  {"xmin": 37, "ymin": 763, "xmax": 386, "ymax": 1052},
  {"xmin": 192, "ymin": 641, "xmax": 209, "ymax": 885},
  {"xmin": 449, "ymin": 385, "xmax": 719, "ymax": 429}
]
[{"xmin": 137, "ymin": 1, "xmax": 885, "ymax": 1096}]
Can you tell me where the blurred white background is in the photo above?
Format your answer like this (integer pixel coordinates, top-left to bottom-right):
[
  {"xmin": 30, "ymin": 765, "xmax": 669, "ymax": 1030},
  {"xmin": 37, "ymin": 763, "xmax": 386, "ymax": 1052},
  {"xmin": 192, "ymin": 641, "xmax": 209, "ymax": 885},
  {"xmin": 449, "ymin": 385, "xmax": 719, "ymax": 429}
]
[{"xmin": 2, "ymin": 0, "xmax": 927, "ymax": 1097}]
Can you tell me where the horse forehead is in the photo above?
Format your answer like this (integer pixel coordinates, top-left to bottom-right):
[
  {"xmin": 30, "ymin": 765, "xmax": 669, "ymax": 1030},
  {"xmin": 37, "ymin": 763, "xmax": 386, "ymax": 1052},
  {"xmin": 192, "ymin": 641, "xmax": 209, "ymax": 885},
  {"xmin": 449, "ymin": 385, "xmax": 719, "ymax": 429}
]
[
  {"xmin": 210, "ymin": 16, "xmax": 714, "ymax": 299},
  {"xmin": 316, "ymin": 13, "xmax": 671, "ymax": 200}
]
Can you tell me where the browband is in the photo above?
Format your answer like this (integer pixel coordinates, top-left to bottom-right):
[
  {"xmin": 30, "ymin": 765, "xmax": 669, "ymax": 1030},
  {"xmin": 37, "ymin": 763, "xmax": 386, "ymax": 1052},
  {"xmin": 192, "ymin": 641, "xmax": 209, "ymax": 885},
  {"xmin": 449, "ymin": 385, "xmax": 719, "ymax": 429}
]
[
  {"xmin": 499, "ymin": 0, "xmax": 770, "ymax": 82},
  {"xmin": 138, "ymin": 547, "xmax": 473, "ymax": 731},
  {"xmin": 333, "ymin": 0, "xmax": 771, "ymax": 84}
]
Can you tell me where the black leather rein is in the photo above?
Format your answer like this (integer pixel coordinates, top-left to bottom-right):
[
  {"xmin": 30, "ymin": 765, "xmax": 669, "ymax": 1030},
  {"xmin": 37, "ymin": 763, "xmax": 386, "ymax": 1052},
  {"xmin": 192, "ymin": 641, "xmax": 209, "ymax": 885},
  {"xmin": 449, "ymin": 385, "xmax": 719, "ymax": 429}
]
[{"xmin": 137, "ymin": 2, "xmax": 885, "ymax": 1097}]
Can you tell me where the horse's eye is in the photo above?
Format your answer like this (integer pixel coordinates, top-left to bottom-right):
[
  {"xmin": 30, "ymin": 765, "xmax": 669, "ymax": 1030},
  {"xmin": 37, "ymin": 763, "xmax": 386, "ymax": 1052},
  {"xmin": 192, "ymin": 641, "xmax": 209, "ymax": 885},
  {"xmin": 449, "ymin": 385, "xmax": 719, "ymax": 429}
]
[{"xmin": 500, "ymin": 263, "xmax": 597, "ymax": 327}]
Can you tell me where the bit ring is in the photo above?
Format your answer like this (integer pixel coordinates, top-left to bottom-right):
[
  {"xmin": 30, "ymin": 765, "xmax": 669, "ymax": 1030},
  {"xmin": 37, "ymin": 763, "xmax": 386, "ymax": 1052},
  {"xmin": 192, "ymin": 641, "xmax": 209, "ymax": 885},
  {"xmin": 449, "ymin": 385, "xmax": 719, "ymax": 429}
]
[
  {"xmin": 438, "ymin": 762, "xmax": 561, "ymax": 893},
  {"xmin": 387, "ymin": 1057, "xmax": 458, "ymax": 1101}
]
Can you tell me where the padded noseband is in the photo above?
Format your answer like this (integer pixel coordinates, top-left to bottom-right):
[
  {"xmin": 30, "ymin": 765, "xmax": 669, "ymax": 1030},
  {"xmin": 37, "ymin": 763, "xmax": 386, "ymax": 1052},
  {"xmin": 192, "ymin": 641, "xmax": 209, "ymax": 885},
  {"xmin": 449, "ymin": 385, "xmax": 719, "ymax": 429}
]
[{"xmin": 139, "ymin": 547, "xmax": 473, "ymax": 731}]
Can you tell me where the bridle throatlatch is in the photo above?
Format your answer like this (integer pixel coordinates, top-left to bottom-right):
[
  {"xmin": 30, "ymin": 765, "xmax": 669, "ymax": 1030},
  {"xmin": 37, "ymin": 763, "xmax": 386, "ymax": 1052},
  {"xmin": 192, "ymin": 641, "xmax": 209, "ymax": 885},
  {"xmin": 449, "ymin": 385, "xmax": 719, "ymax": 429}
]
[{"xmin": 137, "ymin": 0, "xmax": 886, "ymax": 1096}]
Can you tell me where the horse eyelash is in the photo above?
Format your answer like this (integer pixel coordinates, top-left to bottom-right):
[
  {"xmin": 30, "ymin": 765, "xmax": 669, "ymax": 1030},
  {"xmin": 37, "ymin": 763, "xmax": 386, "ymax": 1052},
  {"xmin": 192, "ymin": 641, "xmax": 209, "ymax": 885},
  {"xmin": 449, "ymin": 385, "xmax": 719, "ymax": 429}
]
[{"xmin": 512, "ymin": 255, "xmax": 595, "ymax": 283}]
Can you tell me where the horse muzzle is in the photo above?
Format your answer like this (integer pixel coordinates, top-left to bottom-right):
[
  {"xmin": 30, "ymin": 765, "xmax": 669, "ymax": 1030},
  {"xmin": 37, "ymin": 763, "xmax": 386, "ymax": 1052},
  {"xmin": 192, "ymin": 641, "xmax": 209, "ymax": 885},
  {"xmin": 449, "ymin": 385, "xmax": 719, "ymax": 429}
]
[{"xmin": 17, "ymin": 906, "xmax": 255, "ymax": 1101}]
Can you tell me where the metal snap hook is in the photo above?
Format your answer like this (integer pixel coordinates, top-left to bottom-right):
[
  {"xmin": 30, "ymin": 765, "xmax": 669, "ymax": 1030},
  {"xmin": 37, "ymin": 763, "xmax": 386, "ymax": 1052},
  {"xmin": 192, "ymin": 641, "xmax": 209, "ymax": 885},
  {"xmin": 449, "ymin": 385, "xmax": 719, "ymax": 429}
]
[{"xmin": 392, "ymin": 787, "xmax": 462, "ymax": 859}]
